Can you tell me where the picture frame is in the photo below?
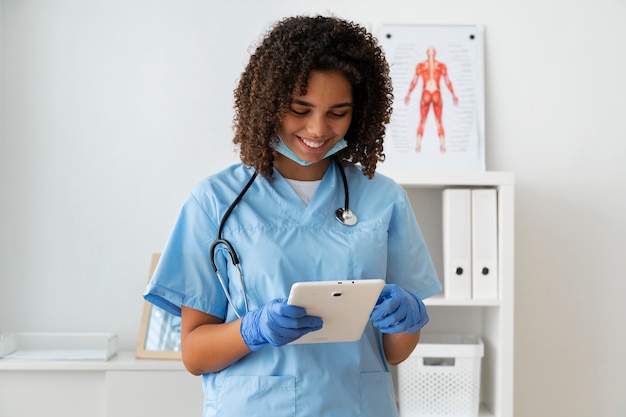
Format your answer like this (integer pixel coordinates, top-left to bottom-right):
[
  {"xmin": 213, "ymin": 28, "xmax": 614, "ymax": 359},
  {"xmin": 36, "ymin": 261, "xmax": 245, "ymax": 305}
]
[
  {"xmin": 135, "ymin": 253, "xmax": 182, "ymax": 360},
  {"xmin": 376, "ymin": 24, "xmax": 486, "ymax": 173}
]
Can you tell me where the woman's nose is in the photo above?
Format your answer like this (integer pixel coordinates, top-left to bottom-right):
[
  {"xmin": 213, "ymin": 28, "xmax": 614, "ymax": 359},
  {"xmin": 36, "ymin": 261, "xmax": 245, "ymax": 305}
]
[{"xmin": 306, "ymin": 115, "xmax": 330, "ymax": 138}]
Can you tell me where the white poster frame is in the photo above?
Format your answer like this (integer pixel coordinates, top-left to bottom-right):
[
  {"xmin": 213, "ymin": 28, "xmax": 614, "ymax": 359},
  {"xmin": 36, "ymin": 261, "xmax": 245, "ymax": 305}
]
[{"xmin": 376, "ymin": 24, "xmax": 486, "ymax": 174}]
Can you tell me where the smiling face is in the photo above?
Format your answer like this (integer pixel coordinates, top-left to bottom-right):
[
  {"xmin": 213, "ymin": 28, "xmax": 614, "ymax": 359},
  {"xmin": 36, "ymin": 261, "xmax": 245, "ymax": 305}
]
[{"xmin": 275, "ymin": 70, "xmax": 353, "ymax": 180}]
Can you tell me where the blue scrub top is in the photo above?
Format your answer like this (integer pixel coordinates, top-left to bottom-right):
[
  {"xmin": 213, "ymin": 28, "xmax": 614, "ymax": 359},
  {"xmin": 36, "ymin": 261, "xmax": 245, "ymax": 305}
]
[{"xmin": 144, "ymin": 162, "xmax": 441, "ymax": 417}]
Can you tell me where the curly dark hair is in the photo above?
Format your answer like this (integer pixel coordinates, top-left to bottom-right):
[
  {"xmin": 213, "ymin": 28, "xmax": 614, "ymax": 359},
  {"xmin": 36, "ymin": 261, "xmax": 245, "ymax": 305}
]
[{"xmin": 232, "ymin": 15, "xmax": 393, "ymax": 178}]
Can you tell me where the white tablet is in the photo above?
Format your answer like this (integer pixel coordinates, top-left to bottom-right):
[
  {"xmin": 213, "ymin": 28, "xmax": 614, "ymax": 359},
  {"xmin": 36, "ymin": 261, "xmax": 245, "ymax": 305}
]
[{"xmin": 287, "ymin": 279, "xmax": 385, "ymax": 344}]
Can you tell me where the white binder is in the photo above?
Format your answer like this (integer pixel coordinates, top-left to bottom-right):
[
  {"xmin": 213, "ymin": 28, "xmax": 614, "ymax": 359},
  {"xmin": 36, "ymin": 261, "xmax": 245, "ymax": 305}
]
[
  {"xmin": 471, "ymin": 189, "xmax": 499, "ymax": 299},
  {"xmin": 442, "ymin": 189, "xmax": 472, "ymax": 299}
]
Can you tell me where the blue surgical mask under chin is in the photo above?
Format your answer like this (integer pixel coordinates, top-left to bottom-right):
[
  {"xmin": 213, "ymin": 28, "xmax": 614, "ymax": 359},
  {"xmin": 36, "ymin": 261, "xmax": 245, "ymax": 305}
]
[{"xmin": 274, "ymin": 136, "xmax": 348, "ymax": 166}]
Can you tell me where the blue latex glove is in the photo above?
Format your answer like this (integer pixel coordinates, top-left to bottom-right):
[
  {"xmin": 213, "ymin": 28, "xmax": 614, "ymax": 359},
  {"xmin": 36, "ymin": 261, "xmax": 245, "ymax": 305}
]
[
  {"xmin": 240, "ymin": 298, "xmax": 323, "ymax": 351},
  {"xmin": 370, "ymin": 284, "xmax": 429, "ymax": 334}
]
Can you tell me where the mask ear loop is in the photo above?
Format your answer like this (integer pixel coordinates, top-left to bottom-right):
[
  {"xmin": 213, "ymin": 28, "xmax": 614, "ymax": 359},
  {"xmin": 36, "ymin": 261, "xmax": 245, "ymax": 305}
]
[{"xmin": 209, "ymin": 171, "xmax": 258, "ymax": 318}]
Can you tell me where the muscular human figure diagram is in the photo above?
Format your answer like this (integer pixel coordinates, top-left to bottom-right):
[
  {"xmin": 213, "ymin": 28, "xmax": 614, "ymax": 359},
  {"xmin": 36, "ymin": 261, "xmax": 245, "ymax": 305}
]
[{"xmin": 404, "ymin": 46, "xmax": 458, "ymax": 153}]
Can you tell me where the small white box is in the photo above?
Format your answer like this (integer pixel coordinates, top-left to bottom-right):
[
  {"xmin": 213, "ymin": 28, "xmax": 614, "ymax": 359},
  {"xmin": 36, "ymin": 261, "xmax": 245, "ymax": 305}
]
[
  {"xmin": 397, "ymin": 334, "xmax": 484, "ymax": 417},
  {"xmin": 0, "ymin": 332, "xmax": 118, "ymax": 361}
]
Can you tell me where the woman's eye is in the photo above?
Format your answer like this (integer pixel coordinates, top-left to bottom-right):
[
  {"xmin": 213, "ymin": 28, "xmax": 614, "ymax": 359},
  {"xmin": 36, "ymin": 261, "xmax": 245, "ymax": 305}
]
[{"xmin": 289, "ymin": 108, "xmax": 349, "ymax": 118}]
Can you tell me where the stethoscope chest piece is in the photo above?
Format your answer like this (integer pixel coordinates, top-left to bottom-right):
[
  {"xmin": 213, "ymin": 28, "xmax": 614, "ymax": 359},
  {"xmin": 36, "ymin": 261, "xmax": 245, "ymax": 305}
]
[{"xmin": 336, "ymin": 208, "xmax": 357, "ymax": 226}]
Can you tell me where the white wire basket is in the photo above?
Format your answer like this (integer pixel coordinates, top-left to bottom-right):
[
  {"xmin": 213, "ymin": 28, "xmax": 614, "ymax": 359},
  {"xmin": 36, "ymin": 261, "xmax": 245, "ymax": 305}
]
[{"xmin": 397, "ymin": 334, "xmax": 484, "ymax": 417}]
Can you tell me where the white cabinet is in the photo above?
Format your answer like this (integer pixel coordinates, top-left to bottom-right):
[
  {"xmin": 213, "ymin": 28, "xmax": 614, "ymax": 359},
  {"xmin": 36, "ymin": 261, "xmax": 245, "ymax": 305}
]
[
  {"xmin": 0, "ymin": 352, "xmax": 203, "ymax": 417},
  {"xmin": 392, "ymin": 171, "xmax": 514, "ymax": 417}
]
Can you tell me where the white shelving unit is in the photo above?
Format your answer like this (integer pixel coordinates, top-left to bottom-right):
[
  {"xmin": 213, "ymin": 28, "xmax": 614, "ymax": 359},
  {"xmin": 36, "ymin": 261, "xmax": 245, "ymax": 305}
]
[{"xmin": 391, "ymin": 170, "xmax": 514, "ymax": 417}]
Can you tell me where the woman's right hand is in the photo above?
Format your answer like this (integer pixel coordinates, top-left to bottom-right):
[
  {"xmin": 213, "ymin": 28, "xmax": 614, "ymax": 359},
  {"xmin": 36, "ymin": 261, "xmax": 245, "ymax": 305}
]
[{"xmin": 240, "ymin": 298, "xmax": 323, "ymax": 351}]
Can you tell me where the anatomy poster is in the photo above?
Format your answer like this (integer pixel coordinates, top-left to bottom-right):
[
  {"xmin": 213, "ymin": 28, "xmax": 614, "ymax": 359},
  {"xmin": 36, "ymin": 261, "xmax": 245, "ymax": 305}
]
[{"xmin": 377, "ymin": 25, "xmax": 485, "ymax": 173}]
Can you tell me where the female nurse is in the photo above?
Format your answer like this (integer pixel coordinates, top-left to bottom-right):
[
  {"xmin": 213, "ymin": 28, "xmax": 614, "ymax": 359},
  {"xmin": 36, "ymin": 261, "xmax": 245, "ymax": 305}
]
[{"xmin": 144, "ymin": 14, "xmax": 442, "ymax": 417}]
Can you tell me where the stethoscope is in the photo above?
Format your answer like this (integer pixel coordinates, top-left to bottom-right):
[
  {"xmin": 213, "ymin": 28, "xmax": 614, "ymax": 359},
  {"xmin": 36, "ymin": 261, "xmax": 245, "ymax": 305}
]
[{"xmin": 209, "ymin": 157, "xmax": 357, "ymax": 318}]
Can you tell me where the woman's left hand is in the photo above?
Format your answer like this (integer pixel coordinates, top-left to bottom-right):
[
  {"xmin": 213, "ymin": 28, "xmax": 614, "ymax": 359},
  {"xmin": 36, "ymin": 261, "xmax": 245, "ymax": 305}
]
[{"xmin": 370, "ymin": 284, "xmax": 429, "ymax": 334}]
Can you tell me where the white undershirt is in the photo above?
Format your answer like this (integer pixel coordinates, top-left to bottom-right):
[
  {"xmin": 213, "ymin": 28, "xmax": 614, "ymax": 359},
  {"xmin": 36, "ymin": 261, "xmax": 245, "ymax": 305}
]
[{"xmin": 284, "ymin": 178, "xmax": 322, "ymax": 206}]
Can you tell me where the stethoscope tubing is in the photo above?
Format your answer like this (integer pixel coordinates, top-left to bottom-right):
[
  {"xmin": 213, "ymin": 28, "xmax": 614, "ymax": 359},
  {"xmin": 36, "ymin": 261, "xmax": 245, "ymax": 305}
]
[
  {"xmin": 210, "ymin": 158, "xmax": 355, "ymax": 318},
  {"xmin": 209, "ymin": 171, "xmax": 257, "ymax": 318}
]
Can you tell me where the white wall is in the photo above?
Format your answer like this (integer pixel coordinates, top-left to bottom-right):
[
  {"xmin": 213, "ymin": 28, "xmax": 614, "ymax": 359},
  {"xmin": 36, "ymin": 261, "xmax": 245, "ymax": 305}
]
[{"xmin": 1, "ymin": 1, "xmax": 625, "ymax": 416}]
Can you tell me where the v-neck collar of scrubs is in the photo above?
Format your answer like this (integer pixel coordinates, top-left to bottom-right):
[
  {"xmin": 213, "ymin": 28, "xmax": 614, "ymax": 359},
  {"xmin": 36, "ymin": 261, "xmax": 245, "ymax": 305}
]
[
  {"xmin": 264, "ymin": 162, "xmax": 341, "ymax": 225},
  {"xmin": 284, "ymin": 178, "xmax": 322, "ymax": 206}
]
